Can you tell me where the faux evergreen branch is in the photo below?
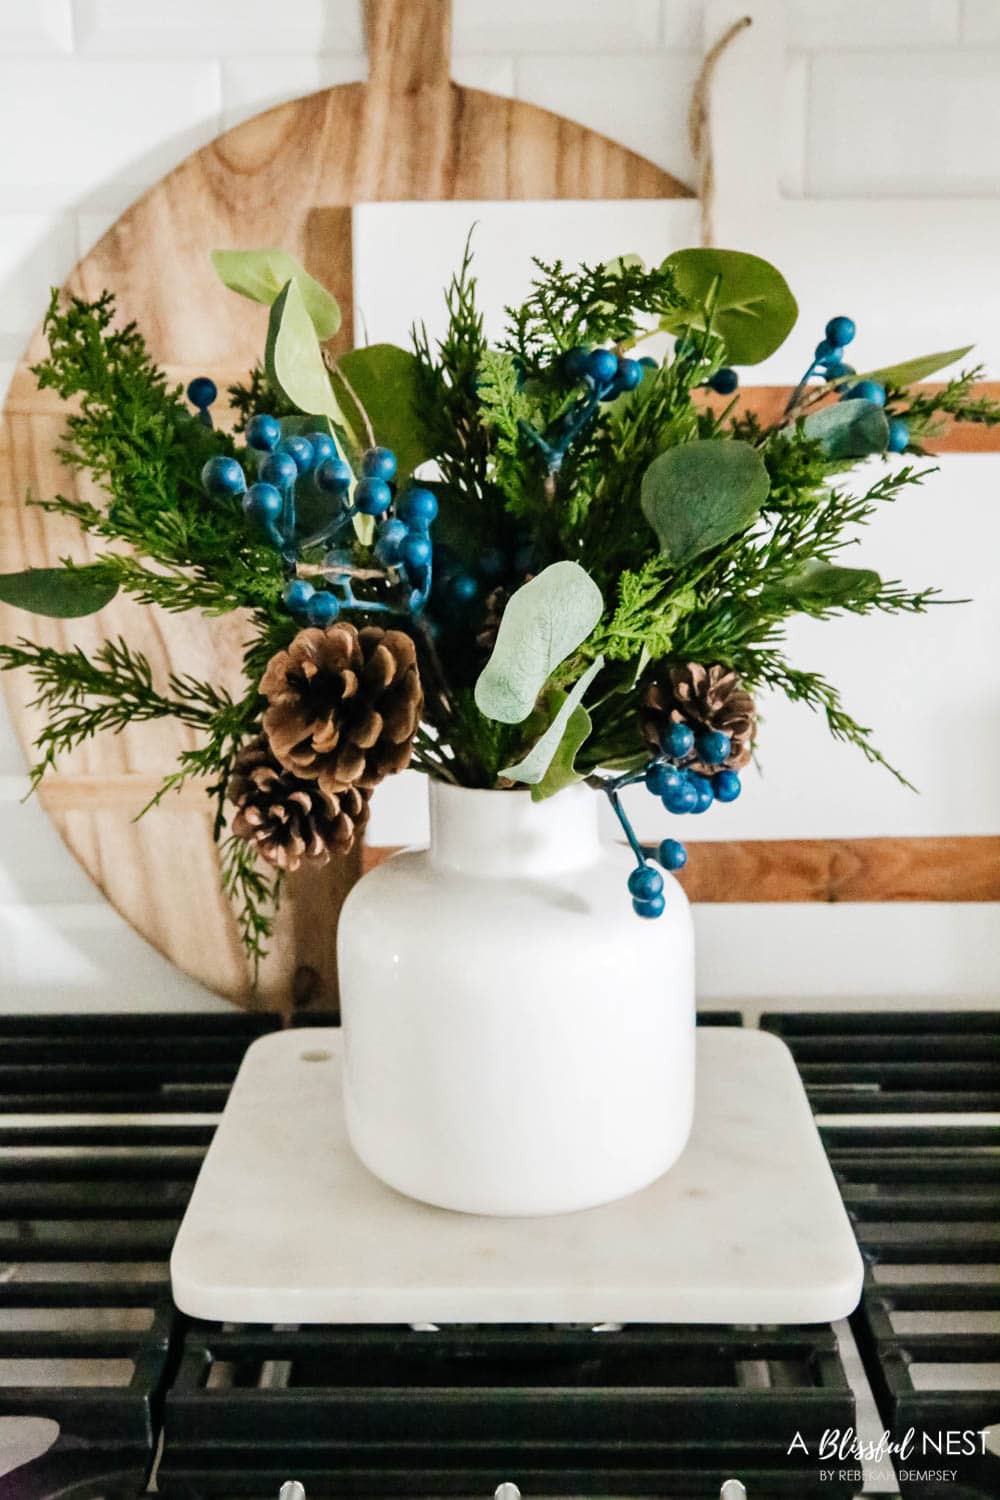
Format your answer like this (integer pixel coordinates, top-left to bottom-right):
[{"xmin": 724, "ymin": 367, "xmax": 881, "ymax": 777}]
[
  {"xmin": 502, "ymin": 256, "xmax": 682, "ymax": 368},
  {"xmin": 221, "ymin": 832, "xmax": 283, "ymax": 973},
  {"xmin": 739, "ymin": 650, "xmax": 916, "ymax": 789},
  {"xmin": 2, "ymin": 244, "xmax": 990, "ymax": 965},
  {"xmin": 0, "ymin": 636, "xmax": 226, "ymax": 784},
  {"xmin": 902, "ymin": 364, "xmax": 1000, "ymax": 437}
]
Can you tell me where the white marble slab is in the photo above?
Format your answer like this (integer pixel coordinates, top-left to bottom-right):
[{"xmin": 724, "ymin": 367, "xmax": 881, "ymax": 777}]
[{"xmin": 170, "ymin": 1027, "xmax": 863, "ymax": 1325}]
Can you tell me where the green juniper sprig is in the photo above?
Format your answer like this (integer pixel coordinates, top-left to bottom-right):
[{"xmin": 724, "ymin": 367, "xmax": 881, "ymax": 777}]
[
  {"xmin": 220, "ymin": 832, "xmax": 284, "ymax": 973},
  {"xmin": 0, "ymin": 636, "xmax": 229, "ymax": 785},
  {"xmin": 502, "ymin": 256, "xmax": 683, "ymax": 369},
  {"xmin": 899, "ymin": 364, "xmax": 1000, "ymax": 443},
  {"xmin": 33, "ymin": 293, "xmax": 283, "ymax": 611}
]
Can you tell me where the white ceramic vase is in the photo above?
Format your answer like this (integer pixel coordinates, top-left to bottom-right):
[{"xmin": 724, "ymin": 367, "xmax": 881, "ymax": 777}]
[{"xmin": 338, "ymin": 780, "xmax": 695, "ymax": 1216}]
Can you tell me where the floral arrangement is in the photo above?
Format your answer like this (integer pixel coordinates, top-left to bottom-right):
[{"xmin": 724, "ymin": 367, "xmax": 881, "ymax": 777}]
[{"xmin": 2, "ymin": 242, "xmax": 996, "ymax": 961}]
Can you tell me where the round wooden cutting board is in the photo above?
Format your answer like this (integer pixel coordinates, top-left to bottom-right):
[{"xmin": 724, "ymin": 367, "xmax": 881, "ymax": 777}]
[{"xmin": 0, "ymin": 0, "xmax": 689, "ymax": 1012}]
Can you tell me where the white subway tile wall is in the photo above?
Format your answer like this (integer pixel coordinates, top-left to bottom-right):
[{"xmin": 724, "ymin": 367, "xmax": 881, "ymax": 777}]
[
  {"xmin": 451, "ymin": 0, "xmax": 662, "ymax": 52},
  {"xmin": 0, "ymin": 0, "xmax": 74, "ymax": 55},
  {"xmin": 961, "ymin": 0, "xmax": 1000, "ymax": 42},
  {"xmin": 785, "ymin": 0, "xmax": 960, "ymax": 48},
  {"xmin": 0, "ymin": 59, "xmax": 223, "ymax": 211},
  {"xmin": 808, "ymin": 50, "xmax": 1000, "ymax": 197},
  {"xmin": 1, "ymin": 0, "xmax": 998, "ymax": 1011},
  {"xmin": 74, "ymin": 0, "xmax": 365, "ymax": 56},
  {"xmin": 220, "ymin": 54, "xmax": 367, "ymax": 131}
]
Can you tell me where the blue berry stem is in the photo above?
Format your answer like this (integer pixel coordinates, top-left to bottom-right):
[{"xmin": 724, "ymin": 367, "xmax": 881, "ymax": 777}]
[
  {"xmin": 784, "ymin": 359, "xmax": 821, "ymax": 417},
  {"xmin": 518, "ymin": 378, "xmax": 607, "ymax": 478},
  {"xmin": 606, "ymin": 788, "xmax": 647, "ymax": 865},
  {"xmin": 404, "ymin": 552, "xmax": 433, "ymax": 616},
  {"xmin": 282, "ymin": 488, "xmax": 297, "ymax": 565},
  {"xmin": 297, "ymin": 508, "xmax": 355, "ymax": 554}
]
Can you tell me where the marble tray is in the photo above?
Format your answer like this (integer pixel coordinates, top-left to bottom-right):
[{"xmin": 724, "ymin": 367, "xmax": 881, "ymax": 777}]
[{"xmin": 170, "ymin": 1026, "xmax": 863, "ymax": 1325}]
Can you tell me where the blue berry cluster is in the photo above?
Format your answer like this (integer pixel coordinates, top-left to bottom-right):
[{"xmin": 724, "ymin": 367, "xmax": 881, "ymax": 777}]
[
  {"xmin": 373, "ymin": 481, "xmax": 439, "ymax": 613},
  {"xmin": 193, "ymin": 391, "xmax": 440, "ymax": 627},
  {"xmin": 563, "ymin": 344, "xmax": 644, "ymax": 397},
  {"xmin": 199, "ymin": 415, "xmax": 346, "ymax": 568},
  {"xmin": 601, "ymin": 720, "xmax": 742, "ymax": 919},
  {"xmin": 786, "ymin": 318, "xmax": 909, "ymax": 453}
]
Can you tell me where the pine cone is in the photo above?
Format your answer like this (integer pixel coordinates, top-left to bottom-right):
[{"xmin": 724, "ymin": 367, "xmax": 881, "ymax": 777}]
[
  {"xmin": 228, "ymin": 736, "xmax": 370, "ymax": 872},
  {"xmin": 642, "ymin": 662, "xmax": 756, "ymax": 773},
  {"xmin": 260, "ymin": 622, "xmax": 422, "ymax": 796}
]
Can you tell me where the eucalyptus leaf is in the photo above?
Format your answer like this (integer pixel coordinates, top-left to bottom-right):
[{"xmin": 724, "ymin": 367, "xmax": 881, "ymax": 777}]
[
  {"xmin": 0, "ymin": 566, "xmax": 118, "ymax": 618},
  {"xmin": 761, "ymin": 560, "xmax": 883, "ymax": 611},
  {"xmin": 211, "ymin": 249, "xmax": 341, "ymax": 339},
  {"xmin": 265, "ymin": 280, "xmax": 345, "ymax": 423},
  {"xmin": 500, "ymin": 658, "xmax": 604, "ymax": 786},
  {"xmin": 658, "ymin": 248, "xmax": 798, "ymax": 365},
  {"xmin": 801, "ymin": 400, "xmax": 889, "ymax": 459},
  {"xmin": 474, "ymin": 562, "xmax": 604, "ymax": 725},
  {"xmin": 331, "ymin": 344, "xmax": 435, "ymax": 480},
  {"xmin": 640, "ymin": 440, "xmax": 770, "ymax": 566},
  {"xmin": 529, "ymin": 700, "xmax": 592, "ymax": 802},
  {"xmin": 838, "ymin": 346, "xmax": 974, "ymax": 390}
]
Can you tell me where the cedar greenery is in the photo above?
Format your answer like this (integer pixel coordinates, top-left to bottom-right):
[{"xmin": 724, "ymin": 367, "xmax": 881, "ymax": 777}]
[{"xmin": 2, "ymin": 248, "xmax": 996, "ymax": 970}]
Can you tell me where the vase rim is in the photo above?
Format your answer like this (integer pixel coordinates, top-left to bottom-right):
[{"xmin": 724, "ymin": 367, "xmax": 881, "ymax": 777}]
[{"xmin": 426, "ymin": 776, "xmax": 599, "ymax": 874}]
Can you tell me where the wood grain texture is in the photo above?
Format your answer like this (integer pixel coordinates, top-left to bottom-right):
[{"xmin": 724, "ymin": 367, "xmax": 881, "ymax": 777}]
[
  {"xmin": 0, "ymin": 0, "xmax": 690, "ymax": 1012},
  {"xmin": 364, "ymin": 836, "xmax": 1000, "ymax": 903}
]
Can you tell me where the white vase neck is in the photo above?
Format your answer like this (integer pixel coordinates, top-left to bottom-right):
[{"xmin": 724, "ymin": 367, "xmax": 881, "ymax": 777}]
[{"xmin": 427, "ymin": 781, "xmax": 602, "ymax": 876}]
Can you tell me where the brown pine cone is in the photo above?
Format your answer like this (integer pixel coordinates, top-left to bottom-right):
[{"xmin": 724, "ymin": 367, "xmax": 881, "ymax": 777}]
[
  {"xmin": 641, "ymin": 662, "xmax": 756, "ymax": 773},
  {"xmin": 228, "ymin": 736, "xmax": 370, "ymax": 872},
  {"xmin": 260, "ymin": 622, "xmax": 422, "ymax": 796}
]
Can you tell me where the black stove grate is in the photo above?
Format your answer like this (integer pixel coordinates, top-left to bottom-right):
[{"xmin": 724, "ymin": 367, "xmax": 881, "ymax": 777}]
[
  {"xmin": 763, "ymin": 1012, "xmax": 1000, "ymax": 1500},
  {"xmin": 0, "ymin": 1012, "xmax": 276, "ymax": 1499},
  {"xmin": 3, "ymin": 1008, "xmax": 998, "ymax": 1500},
  {"xmin": 157, "ymin": 1320, "xmax": 854, "ymax": 1499}
]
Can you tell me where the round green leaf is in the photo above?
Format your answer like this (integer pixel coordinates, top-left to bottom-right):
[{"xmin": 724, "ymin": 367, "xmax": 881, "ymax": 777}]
[
  {"xmin": 474, "ymin": 561, "xmax": 604, "ymax": 725},
  {"xmin": 658, "ymin": 248, "xmax": 798, "ymax": 365},
  {"xmin": 640, "ymin": 440, "xmax": 770, "ymax": 566},
  {"xmin": 212, "ymin": 249, "xmax": 341, "ymax": 340},
  {"xmin": 801, "ymin": 400, "xmax": 889, "ymax": 459},
  {"xmin": 332, "ymin": 344, "xmax": 435, "ymax": 480},
  {"xmin": 0, "ymin": 566, "xmax": 118, "ymax": 618}
]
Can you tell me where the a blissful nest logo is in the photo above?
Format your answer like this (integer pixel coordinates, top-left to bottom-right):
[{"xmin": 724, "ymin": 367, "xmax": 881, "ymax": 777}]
[{"xmin": 788, "ymin": 1426, "xmax": 992, "ymax": 1486}]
